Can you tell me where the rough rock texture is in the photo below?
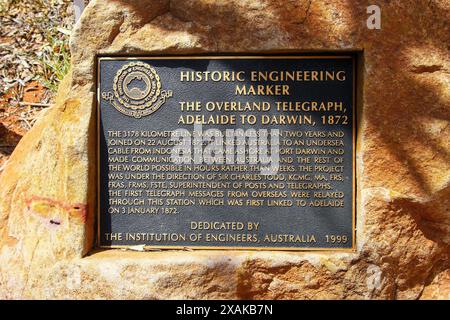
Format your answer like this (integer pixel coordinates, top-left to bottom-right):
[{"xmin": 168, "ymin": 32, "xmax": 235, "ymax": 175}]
[{"xmin": 0, "ymin": 0, "xmax": 449, "ymax": 299}]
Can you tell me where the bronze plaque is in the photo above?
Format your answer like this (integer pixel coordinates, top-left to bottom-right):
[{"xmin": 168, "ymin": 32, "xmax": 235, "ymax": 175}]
[{"xmin": 97, "ymin": 55, "xmax": 356, "ymax": 250}]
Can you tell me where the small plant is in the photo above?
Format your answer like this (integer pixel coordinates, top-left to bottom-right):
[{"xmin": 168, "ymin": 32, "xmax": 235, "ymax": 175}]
[{"xmin": 39, "ymin": 29, "xmax": 71, "ymax": 92}]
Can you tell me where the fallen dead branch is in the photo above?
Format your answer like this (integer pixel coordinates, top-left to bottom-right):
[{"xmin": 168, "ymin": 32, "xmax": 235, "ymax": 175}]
[{"xmin": 18, "ymin": 102, "xmax": 52, "ymax": 108}]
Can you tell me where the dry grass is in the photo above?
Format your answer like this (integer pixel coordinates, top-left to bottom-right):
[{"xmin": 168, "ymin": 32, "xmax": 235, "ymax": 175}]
[
  {"xmin": 0, "ymin": 0, "xmax": 74, "ymax": 95},
  {"xmin": 0, "ymin": 0, "xmax": 77, "ymax": 173}
]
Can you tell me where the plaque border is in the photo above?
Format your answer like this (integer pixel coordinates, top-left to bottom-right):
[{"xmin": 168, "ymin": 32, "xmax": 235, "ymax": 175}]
[{"xmin": 97, "ymin": 55, "xmax": 357, "ymax": 252}]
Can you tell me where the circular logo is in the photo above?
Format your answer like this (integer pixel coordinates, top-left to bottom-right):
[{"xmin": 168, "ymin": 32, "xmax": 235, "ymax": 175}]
[{"xmin": 112, "ymin": 62, "xmax": 163, "ymax": 118}]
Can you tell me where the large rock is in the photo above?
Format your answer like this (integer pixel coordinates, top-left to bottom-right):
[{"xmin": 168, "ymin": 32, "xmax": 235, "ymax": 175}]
[{"xmin": 0, "ymin": 0, "xmax": 449, "ymax": 299}]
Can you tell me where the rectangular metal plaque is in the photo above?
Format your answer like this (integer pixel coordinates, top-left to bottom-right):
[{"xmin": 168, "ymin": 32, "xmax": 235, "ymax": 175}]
[{"xmin": 98, "ymin": 55, "xmax": 356, "ymax": 250}]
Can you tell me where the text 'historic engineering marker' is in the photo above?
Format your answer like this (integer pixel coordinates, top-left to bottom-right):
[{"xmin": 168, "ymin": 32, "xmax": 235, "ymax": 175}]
[{"xmin": 98, "ymin": 56, "xmax": 356, "ymax": 250}]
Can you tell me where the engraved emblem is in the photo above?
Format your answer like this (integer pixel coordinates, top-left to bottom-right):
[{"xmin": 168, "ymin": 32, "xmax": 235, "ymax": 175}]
[{"xmin": 102, "ymin": 62, "xmax": 172, "ymax": 118}]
